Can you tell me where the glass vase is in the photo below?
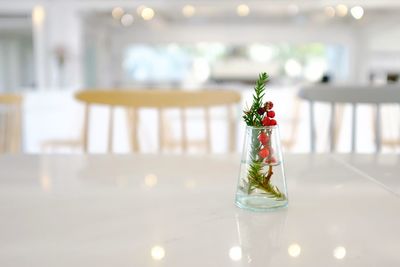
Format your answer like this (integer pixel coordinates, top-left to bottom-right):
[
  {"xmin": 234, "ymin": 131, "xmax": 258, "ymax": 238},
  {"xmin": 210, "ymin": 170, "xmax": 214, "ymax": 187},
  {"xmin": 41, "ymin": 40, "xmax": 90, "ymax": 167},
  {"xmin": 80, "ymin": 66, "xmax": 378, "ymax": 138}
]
[{"xmin": 235, "ymin": 125, "xmax": 288, "ymax": 211}]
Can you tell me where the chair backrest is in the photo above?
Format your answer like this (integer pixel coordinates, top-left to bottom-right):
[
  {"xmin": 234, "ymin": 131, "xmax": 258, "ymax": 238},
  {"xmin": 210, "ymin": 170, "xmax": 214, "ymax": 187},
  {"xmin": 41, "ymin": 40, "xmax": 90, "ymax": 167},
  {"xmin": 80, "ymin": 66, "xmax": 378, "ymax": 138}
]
[
  {"xmin": 0, "ymin": 94, "xmax": 23, "ymax": 153},
  {"xmin": 75, "ymin": 89, "xmax": 242, "ymax": 153},
  {"xmin": 298, "ymin": 85, "xmax": 400, "ymax": 153}
]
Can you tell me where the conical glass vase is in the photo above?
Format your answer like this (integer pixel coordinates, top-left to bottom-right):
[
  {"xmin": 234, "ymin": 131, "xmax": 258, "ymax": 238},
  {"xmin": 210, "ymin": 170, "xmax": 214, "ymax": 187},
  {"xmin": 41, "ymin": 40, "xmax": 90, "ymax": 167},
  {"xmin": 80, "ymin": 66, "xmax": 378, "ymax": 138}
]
[{"xmin": 235, "ymin": 125, "xmax": 288, "ymax": 211}]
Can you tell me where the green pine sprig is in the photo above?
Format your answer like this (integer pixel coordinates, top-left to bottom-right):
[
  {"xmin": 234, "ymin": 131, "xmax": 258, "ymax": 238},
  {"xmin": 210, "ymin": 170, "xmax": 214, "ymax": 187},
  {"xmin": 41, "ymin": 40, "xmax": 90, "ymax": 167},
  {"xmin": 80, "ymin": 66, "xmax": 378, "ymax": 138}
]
[{"xmin": 243, "ymin": 72, "xmax": 269, "ymax": 126}]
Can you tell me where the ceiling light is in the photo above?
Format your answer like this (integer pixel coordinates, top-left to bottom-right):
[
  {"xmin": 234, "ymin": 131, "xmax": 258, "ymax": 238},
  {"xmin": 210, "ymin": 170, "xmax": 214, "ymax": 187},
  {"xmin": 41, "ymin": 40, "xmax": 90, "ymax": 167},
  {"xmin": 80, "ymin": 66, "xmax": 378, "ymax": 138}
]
[
  {"xmin": 32, "ymin": 5, "xmax": 45, "ymax": 25},
  {"xmin": 141, "ymin": 7, "xmax": 155, "ymax": 20},
  {"xmin": 236, "ymin": 4, "xmax": 250, "ymax": 17},
  {"xmin": 351, "ymin": 6, "xmax": 364, "ymax": 20},
  {"xmin": 112, "ymin": 7, "xmax": 124, "ymax": 19},
  {"xmin": 121, "ymin": 14, "xmax": 134, "ymax": 26},
  {"xmin": 336, "ymin": 4, "xmax": 348, "ymax": 17},
  {"xmin": 324, "ymin": 6, "xmax": 335, "ymax": 18},
  {"xmin": 182, "ymin": 5, "xmax": 195, "ymax": 17}
]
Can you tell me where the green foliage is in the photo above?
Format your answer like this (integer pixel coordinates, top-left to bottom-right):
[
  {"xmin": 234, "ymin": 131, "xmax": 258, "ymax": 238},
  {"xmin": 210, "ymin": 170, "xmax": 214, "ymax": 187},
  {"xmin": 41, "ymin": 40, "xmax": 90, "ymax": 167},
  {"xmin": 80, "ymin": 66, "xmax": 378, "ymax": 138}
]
[
  {"xmin": 243, "ymin": 72, "xmax": 269, "ymax": 127},
  {"xmin": 246, "ymin": 156, "xmax": 286, "ymax": 200}
]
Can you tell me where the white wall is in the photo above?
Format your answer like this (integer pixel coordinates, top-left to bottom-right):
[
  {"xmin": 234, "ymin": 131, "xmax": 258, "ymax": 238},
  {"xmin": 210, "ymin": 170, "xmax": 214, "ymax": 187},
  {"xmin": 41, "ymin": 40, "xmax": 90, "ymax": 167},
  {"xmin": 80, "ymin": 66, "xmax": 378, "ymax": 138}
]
[{"xmin": 0, "ymin": 1, "xmax": 400, "ymax": 90}]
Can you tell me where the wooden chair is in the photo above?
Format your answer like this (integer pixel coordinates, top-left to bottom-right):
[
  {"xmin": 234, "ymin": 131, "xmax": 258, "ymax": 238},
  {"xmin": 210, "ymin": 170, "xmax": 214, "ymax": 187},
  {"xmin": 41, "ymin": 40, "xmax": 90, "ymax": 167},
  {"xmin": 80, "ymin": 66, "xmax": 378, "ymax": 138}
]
[
  {"xmin": 75, "ymin": 89, "xmax": 242, "ymax": 153},
  {"xmin": 0, "ymin": 94, "xmax": 22, "ymax": 153},
  {"xmin": 298, "ymin": 85, "xmax": 400, "ymax": 153}
]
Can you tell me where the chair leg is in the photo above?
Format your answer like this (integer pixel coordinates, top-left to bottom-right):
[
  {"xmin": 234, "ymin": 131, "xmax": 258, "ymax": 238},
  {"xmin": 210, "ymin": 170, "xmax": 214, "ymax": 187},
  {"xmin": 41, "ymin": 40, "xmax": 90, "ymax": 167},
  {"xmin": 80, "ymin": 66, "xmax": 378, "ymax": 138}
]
[
  {"xmin": 351, "ymin": 104, "xmax": 357, "ymax": 153},
  {"xmin": 375, "ymin": 104, "xmax": 381, "ymax": 153},
  {"xmin": 180, "ymin": 108, "xmax": 187, "ymax": 153},
  {"xmin": 82, "ymin": 104, "xmax": 89, "ymax": 153},
  {"xmin": 205, "ymin": 107, "xmax": 211, "ymax": 153},
  {"xmin": 128, "ymin": 108, "xmax": 139, "ymax": 153},
  {"xmin": 329, "ymin": 102, "xmax": 335, "ymax": 152},
  {"xmin": 158, "ymin": 108, "xmax": 165, "ymax": 153},
  {"xmin": 309, "ymin": 101, "xmax": 316, "ymax": 153},
  {"xmin": 107, "ymin": 107, "xmax": 114, "ymax": 153}
]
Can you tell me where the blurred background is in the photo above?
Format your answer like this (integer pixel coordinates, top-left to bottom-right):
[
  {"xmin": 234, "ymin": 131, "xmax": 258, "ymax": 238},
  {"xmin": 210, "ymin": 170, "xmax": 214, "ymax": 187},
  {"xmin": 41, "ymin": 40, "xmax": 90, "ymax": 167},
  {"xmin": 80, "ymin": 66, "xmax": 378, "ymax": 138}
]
[{"xmin": 0, "ymin": 0, "xmax": 399, "ymax": 154}]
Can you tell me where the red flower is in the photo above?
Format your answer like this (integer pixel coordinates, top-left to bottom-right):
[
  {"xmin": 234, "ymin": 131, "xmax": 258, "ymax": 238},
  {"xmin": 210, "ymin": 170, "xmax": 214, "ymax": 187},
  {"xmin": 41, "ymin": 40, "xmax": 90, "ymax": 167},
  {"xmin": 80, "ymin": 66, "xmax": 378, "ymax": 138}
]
[
  {"xmin": 259, "ymin": 148, "xmax": 270, "ymax": 159},
  {"xmin": 269, "ymin": 119, "xmax": 277, "ymax": 126},
  {"xmin": 258, "ymin": 132, "xmax": 269, "ymax": 145}
]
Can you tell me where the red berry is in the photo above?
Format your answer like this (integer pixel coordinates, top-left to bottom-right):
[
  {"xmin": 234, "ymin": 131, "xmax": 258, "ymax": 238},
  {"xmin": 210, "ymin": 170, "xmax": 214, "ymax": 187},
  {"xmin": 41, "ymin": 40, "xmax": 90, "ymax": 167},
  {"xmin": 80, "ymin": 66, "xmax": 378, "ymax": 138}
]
[
  {"xmin": 264, "ymin": 101, "xmax": 274, "ymax": 110},
  {"xmin": 269, "ymin": 119, "xmax": 277, "ymax": 126},
  {"xmin": 267, "ymin": 111, "xmax": 275, "ymax": 118},
  {"xmin": 257, "ymin": 107, "xmax": 265, "ymax": 115},
  {"xmin": 258, "ymin": 132, "xmax": 269, "ymax": 145},
  {"xmin": 258, "ymin": 148, "xmax": 270, "ymax": 159},
  {"xmin": 262, "ymin": 117, "xmax": 271, "ymax": 126}
]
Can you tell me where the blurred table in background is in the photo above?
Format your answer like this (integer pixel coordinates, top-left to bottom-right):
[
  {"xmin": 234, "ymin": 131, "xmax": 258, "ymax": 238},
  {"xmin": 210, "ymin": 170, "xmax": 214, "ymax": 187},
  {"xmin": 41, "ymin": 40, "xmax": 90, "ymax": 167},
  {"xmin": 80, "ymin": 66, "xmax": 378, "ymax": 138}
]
[
  {"xmin": 18, "ymin": 87, "xmax": 400, "ymax": 153},
  {"xmin": 0, "ymin": 154, "xmax": 399, "ymax": 266},
  {"xmin": 21, "ymin": 87, "xmax": 302, "ymax": 154}
]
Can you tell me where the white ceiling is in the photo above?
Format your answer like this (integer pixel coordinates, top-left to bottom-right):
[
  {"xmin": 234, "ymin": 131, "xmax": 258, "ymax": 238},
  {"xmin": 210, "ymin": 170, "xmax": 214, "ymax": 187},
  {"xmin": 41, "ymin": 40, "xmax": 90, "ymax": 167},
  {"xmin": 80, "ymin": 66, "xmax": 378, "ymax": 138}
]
[
  {"xmin": 0, "ymin": 0, "xmax": 399, "ymax": 30},
  {"xmin": 1, "ymin": 0, "xmax": 400, "ymax": 11}
]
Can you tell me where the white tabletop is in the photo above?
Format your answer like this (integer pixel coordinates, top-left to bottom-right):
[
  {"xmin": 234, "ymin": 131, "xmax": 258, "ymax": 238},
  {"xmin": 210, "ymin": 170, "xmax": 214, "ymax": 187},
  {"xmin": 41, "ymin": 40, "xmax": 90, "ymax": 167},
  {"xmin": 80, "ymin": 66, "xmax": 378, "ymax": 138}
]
[
  {"xmin": 0, "ymin": 154, "xmax": 399, "ymax": 267},
  {"xmin": 333, "ymin": 154, "xmax": 400, "ymax": 196}
]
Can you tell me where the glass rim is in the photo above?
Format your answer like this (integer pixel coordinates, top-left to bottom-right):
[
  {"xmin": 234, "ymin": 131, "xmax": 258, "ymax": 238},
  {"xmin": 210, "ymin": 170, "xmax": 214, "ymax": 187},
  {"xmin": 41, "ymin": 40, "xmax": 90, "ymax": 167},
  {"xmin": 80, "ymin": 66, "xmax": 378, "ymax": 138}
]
[{"xmin": 245, "ymin": 125, "xmax": 278, "ymax": 130}]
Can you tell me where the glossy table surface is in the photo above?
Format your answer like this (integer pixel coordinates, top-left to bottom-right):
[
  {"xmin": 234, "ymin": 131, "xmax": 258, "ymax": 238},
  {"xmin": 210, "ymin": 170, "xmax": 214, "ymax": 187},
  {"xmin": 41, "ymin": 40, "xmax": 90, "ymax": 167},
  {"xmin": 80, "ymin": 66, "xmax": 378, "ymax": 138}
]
[{"xmin": 0, "ymin": 154, "xmax": 399, "ymax": 267}]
